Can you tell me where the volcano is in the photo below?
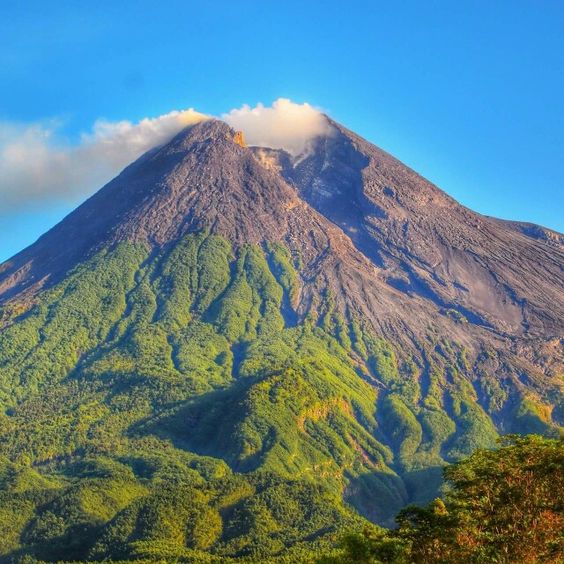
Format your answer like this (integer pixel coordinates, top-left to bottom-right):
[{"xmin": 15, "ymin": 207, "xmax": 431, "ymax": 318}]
[{"xmin": 0, "ymin": 117, "xmax": 562, "ymax": 561}]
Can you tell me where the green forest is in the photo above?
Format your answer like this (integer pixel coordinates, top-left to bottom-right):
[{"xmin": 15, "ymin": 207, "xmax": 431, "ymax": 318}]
[{"xmin": 0, "ymin": 232, "xmax": 561, "ymax": 562}]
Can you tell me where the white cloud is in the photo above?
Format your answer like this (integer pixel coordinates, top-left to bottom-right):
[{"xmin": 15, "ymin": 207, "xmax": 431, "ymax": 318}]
[
  {"xmin": 0, "ymin": 109, "xmax": 207, "ymax": 210},
  {"xmin": 223, "ymin": 98, "xmax": 333, "ymax": 155},
  {"xmin": 0, "ymin": 98, "xmax": 333, "ymax": 211}
]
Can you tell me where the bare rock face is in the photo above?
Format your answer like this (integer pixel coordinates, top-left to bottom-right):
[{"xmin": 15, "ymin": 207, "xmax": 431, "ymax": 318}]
[
  {"xmin": 258, "ymin": 118, "xmax": 564, "ymax": 340},
  {"xmin": 1, "ymin": 116, "xmax": 562, "ymax": 402}
]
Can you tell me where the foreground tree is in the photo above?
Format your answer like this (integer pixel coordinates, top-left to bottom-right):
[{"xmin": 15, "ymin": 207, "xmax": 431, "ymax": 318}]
[{"xmin": 321, "ymin": 435, "xmax": 564, "ymax": 563}]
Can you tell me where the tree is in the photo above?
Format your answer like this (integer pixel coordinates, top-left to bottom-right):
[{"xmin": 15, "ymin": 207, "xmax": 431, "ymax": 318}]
[{"xmin": 322, "ymin": 435, "xmax": 564, "ymax": 563}]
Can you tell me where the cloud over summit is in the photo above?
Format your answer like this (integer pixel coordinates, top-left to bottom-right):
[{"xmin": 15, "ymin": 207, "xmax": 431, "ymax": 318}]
[
  {"xmin": 0, "ymin": 99, "xmax": 330, "ymax": 211},
  {"xmin": 0, "ymin": 109, "xmax": 207, "ymax": 210},
  {"xmin": 223, "ymin": 98, "xmax": 332, "ymax": 155}
]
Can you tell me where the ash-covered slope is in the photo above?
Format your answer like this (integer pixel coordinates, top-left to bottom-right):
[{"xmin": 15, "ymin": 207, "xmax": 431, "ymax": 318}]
[
  {"xmin": 0, "ymin": 115, "xmax": 562, "ymax": 561},
  {"xmin": 257, "ymin": 118, "xmax": 564, "ymax": 339}
]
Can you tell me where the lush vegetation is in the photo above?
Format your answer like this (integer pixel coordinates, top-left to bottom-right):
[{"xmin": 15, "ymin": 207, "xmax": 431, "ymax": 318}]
[
  {"xmin": 0, "ymin": 232, "xmax": 560, "ymax": 561},
  {"xmin": 320, "ymin": 435, "xmax": 564, "ymax": 563}
]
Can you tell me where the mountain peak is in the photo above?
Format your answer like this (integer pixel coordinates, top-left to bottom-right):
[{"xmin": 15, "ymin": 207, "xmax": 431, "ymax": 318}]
[
  {"xmin": 166, "ymin": 118, "xmax": 235, "ymax": 147},
  {"xmin": 144, "ymin": 119, "xmax": 249, "ymax": 159},
  {"xmin": 0, "ymin": 118, "xmax": 301, "ymax": 299}
]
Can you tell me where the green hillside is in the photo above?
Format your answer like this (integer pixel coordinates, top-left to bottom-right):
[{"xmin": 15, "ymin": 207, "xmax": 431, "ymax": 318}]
[{"xmin": 0, "ymin": 232, "xmax": 560, "ymax": 561}]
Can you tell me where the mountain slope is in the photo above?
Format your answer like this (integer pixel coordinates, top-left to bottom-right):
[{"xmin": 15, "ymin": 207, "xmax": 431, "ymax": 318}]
[
  {"xmin": 260, "ymin": 117, "xmax": 563, "ymax": 337},
  {"xmin": 0, "ymin": 118, "xmax": 562, "ymax": 561}
]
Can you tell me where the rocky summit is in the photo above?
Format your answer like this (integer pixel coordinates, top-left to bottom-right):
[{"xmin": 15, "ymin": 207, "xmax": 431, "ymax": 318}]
[{"xmin": 0, "ymin": 117, "xmax": 562, "ymax": 561}]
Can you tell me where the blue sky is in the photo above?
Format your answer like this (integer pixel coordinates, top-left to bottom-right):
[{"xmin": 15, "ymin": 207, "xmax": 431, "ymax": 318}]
[{"xmin": 1, "ymin": 1, "xmax": 563, "ymax": 261}]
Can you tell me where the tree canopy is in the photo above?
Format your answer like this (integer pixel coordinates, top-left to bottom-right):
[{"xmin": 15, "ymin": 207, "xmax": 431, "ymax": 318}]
[{"xmin": 322, "ymin": 435, "xmax": 564, "ymax": 563}]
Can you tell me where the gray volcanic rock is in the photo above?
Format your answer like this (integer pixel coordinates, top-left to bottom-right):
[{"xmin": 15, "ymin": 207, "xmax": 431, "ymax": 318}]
[{"xmin": 256, "ymin": 118, "xmax": 564, "ymax": 340}]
